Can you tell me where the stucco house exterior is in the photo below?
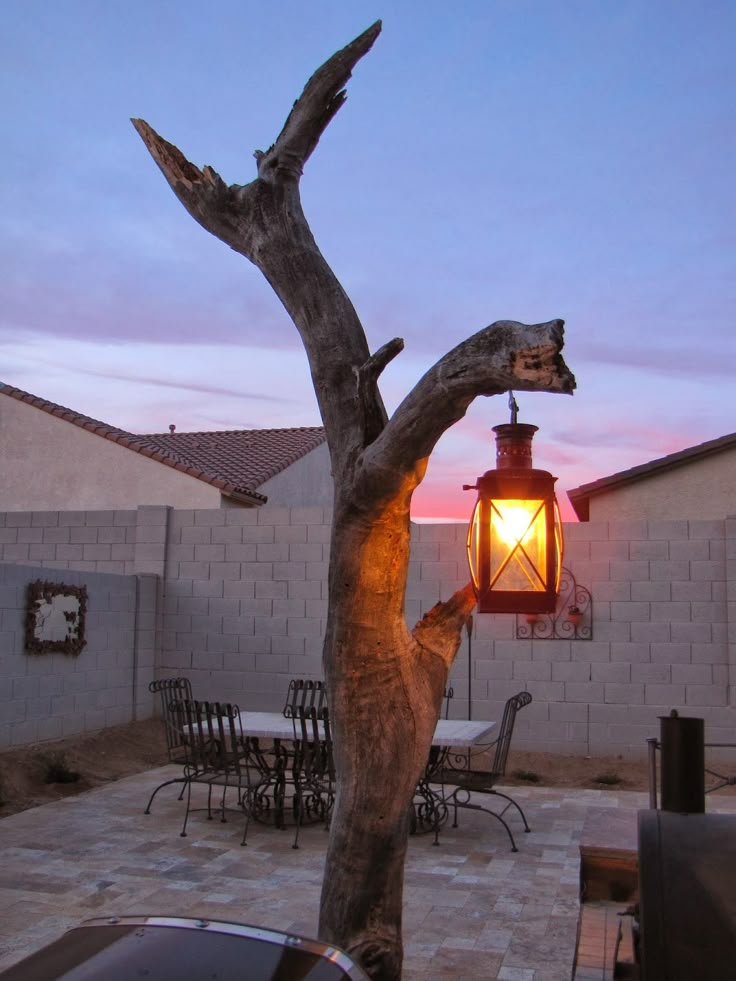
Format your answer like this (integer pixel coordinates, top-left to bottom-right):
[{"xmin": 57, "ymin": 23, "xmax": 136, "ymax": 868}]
[
  {"xmin": 567, "ymin": 432, "xmax": 736, "ymax": 522},
  {"xmin": 0, "ymin": 382, "xmax": 332, "ymax": 512}
]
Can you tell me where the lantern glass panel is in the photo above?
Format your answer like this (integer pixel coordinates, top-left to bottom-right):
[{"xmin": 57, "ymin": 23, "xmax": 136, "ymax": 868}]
[
  {"xmin": 467, "ymin": 501, "xmax": 482, "ymax": 590},
  {"xmin": 490, "ymin": 499, "xmax": 547, "ymax": 592},
  {"xmin": 553, "ymin": 499, "xmax": 563, "ymax": 591}
]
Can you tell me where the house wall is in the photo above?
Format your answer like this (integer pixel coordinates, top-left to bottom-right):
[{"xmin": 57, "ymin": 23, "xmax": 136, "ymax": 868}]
[
  {"xmin": 0, "ymin": 561, "xmax": 156, "ymax": 750},
  {"xmin": 257, "ymin": 443, "xmax": 333, "ymax": 508},
  {"xmin": 1, "ymin": 506, "xmax": 734, "ymax": 758},
  {"xmin": 584, "ymin": 450, "xmax": 736, "ymax": 522},
  {"xmin": 0, "ymin": 396, "xmax": 222, "ymax": 511}
]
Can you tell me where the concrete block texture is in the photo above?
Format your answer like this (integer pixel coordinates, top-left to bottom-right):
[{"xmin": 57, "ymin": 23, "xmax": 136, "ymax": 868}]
[
  {"xmin": 629, "ymin": 540, "xmax": 670, "ymax": 560},
  {"xmin": 273, "ymin": 524, "xmax": 308, "ymax": 544},
  {"xmin": 564, "ymin": 682, "xmax": 605, "ymax": 703},
  {"xmin": 591, "ymin": 662, "xmax": 631, "ymax": 683}
]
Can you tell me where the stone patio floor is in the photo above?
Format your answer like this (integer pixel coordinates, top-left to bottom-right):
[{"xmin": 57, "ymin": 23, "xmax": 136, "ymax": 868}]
[{"xmin": 1, "ymin": 766, "xmax": 734, "ymax": 979}]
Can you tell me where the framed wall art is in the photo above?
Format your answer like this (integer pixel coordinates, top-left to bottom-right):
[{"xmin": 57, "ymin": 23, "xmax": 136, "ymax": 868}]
[{"xmin": 25, "ymin": 580, "xmax": 88, "ymax": 656}]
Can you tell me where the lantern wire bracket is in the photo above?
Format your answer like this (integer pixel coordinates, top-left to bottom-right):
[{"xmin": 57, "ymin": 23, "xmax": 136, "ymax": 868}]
[{"xmin": 514, "ymin": 567, "xmax": 593, "ymax": 640}]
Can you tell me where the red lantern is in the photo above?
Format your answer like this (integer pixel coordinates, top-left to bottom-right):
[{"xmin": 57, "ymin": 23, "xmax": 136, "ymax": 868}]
[{"xmin": 466, "ymin": 421, "xmax": 563, "ymax": 614}]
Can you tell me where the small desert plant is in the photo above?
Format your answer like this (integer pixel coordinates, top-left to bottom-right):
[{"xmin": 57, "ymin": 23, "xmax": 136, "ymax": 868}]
[
  {"xmin": 512, "ymin": 768, "xmax": 542, "ymax": 783},
  {"xmin": 39, "ymin": 751, "xmax": 80, "ymax": 785},
  {"xmin": 593, "ymin": 770, "xmax": 622, "ymax": 786}
]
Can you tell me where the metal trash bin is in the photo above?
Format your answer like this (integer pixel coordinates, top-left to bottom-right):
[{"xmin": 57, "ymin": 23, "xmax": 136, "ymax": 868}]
[{"xmin": 0, "ymin": 916, "xmax": 369, "ymax": 980}]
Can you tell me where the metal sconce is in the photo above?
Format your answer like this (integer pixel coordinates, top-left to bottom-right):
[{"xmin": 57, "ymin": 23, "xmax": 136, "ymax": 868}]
[{"xmin": 515, "ymin": 567, "xmax": 593, "ymax": 640}]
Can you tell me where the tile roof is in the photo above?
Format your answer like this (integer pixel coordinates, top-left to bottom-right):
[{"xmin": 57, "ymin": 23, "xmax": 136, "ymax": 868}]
[
  {"xmin": 142, "ymin": 427, "xmax": 327, "ymax": 492},
  {"xmin": 1, "ymin": 382, "xmax": 327, "ymax": 505},
  {"xmin": 567, "ymin": 431, "xmax": 736, "ymax": 520}
]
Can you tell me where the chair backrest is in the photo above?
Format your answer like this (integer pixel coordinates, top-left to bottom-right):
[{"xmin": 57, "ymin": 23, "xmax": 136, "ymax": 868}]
[
  {"xmin": 149, "ymin": 677, "xmax": 193, "ymax": 761},
  {"xmin": 443, "ymin": 686, "xmax": 454, "ymax": 719},
  {"xmin": 283, "ymin": 679, "xmax": 328, "ymax": 719},
  {"xmin": 490, "ymin": 691, "xmax": 532, "ymax": 778},
  {"xmin": 178, "ymin": 699, "xmax": 241, "ymax": 777},
  {"xmin": 293, "ymin": 704, "xmax": 335, "ymax": 785}
]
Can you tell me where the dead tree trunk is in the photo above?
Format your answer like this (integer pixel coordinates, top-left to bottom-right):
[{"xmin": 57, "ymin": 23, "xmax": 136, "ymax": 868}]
[{"xmin": 133, "ymin": 21, "xmax": 574, "ymax": 979}]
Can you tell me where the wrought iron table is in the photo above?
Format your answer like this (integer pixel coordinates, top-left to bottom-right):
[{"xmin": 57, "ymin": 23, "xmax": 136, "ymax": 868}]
[{"xmin": 233, "ymin": 713, "xmax": 497, "ymax": 838}]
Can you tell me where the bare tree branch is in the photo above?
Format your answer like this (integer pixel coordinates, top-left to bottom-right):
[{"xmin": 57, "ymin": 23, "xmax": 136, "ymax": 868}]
[
  {"xmin": 256, "ymin": 20, "xmax": 382, "ymax": 180},
  {"xmin": 412, "ymin": 584, "xmax": 477, "ymax": 669},
  {"xmin": 354, "ymin": 338, "xmax": 404, "ymax": 443},
  {"xmin": 358, "ymin": 318, "xmax": 574, "ymax": 497},
  {"xmin": 131, "ymin": 24, "xmax": 387, "ymax": 470},
  {"xmin": 131, "ymin": 118, "xmax": 257, "ymax": 253}
]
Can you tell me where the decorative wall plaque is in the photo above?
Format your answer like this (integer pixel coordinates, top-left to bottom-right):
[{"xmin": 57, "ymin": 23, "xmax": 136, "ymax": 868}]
[{"xmin": 25, "ymin": 580, "xmax": 88, "ymax": 656}]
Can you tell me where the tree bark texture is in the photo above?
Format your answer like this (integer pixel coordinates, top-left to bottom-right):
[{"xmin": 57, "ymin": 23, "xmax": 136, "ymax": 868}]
[{"xmin": 133, "ymin": 21, "xmax": 575, "ymax": 979}]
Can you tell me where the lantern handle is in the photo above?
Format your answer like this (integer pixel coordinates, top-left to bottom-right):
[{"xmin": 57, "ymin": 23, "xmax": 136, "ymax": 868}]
[{"xmin": 508, "ymin": 391, "xmax": 519, "ymax": 425}]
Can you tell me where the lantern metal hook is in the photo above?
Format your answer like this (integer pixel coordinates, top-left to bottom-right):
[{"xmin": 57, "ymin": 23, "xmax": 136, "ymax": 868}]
[{"xmin": 508, "ymin": 391, "xmax": 519, "ymax": 425}]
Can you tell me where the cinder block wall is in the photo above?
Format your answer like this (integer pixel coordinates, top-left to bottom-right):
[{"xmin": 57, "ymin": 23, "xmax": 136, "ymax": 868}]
[
  {"xmin": 0, "ymin": 561, "xmax": 156, "ymax": 750},
  {"xmin": 414, "ymin": 518, "xmax": 733, "ymax": 756},
  {"xmin": 1, "ymin": 506, "xmax": 734, "ymax": 757},
  {"xmin": 158, "ymin": 506, "xmax": 330, "ymax": 708}
]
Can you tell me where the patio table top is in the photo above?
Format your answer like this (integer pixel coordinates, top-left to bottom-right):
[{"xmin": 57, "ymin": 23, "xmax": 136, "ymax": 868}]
[{"xmin": 235, "ymin": 710, "xmax": 495, "ymax": 748}]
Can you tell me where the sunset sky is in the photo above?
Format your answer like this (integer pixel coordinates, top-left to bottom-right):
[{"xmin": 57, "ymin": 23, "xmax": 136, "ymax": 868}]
[{"xmin": 2, "ymin": 1, "xmax": 734, "ymax": 520}]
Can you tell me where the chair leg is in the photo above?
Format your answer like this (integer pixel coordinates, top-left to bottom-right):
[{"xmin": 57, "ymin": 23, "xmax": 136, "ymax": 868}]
[
  {"xmin": 473, "ymin": 804, "xmax": 519, "ymax": 852},
  {"xmin": 241, "ymin": 789, "xmax": 253, "ymax": 846},
  {"xmin": 431, "ymin": 795, "xmax": 447, "ymax": 845},
  {"xmin": 490, "ymin": 788, "xmax": 531, "ymax": 832},
  {"xmin": 180, "ymin": 779, "xmax": 193, "ymax": 838},
  {"xmin": 446, "ymin": 790, "xmax": 520, "ymax": 852},
  {"xmin": 144, "ymin": 776, "xmax": 185, "ymax": 814},
  {"xmin": 274, "ymin": 776, "xmax": 286, "ymax": 830},
  {"xmin": 292, "ymin": 786, "xmax": 303, "ymax": 849},
  {"xmin": 218, "ymin": 778, "xmax": 232, "ymax": 823}
]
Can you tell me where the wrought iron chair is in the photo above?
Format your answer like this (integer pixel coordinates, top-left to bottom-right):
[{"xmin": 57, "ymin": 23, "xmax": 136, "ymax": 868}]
[
  {"xmin": 437, "ymin": 690, "xmax": 533, "ymax": 852},
  {"xmin": 280, "ymin": 678, "xmax": 328, "ymax": 809},
  {"xmin": 290, "ymin": 703, "xmax": 336, "ymax": 849},
  {"xmin": 175, "ymin": 699, "xmax": 249, "ymax": 838},
  {"xmin": 144, "ymin": 676, "xmax": 194, "ymax": 814}
]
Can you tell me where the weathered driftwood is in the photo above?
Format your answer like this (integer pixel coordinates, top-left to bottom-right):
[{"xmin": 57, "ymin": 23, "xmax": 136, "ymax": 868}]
[{"xmin": 133, "ymin": 20, "xmax": 574, "ymax": 980}]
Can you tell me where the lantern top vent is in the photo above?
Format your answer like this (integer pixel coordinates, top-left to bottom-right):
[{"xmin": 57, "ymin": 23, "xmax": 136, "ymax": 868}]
[{"xmin": 492, "ymin": 423, "xmax": 539, "ymax": 471}]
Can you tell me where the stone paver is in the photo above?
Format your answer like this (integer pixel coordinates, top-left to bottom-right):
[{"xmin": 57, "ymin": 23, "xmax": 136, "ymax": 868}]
[{"xmin": 1, "ymin": 769, "xmax": 733, "ymax": 979}]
